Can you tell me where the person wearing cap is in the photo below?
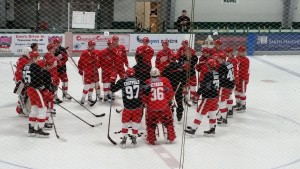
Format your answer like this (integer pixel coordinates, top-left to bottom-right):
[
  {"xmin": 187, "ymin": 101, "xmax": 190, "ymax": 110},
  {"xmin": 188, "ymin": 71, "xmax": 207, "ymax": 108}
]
[
  {"xmin": 155, "ymin": 40, "xmax": 175, "ymax": 73},
  {"xmin": 135, "ymin": 37, "xmax": 154, "ymax": 67},
  {"xmin": 176, "ymin": 10, "xmax": 190, "ymax": 33}
]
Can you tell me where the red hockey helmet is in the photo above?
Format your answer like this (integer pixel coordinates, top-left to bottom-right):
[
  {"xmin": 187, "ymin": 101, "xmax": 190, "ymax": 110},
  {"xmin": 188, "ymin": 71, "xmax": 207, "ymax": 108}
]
[
  {"xmin": 214, "ymin": 39, "xmax": 222, "ymax": 45},
  {"xmin": 201, "ymin": 47, "xmax": 210, "ymax": 53},
  {"xmin": 162, "ymin": 40, "xmax": 169, "ymax": 46},
  {"xmin": 88, "ymin": 40, "xmax": 96, "ymax": 46},
  {"xmin": 112, "ymin": 36, "xmax": 119, "ymax": 41},
  {"xmin": 237, "ymin": 45, "xmax": 246, "ymax": 52},
  {"xmin": 217, "ymin": 52, "xmax": 227, "ymax": 60},
  {"xmin": 126, "ymin": 68, "xmax": 135, "ymax": 77},
  {"xmin": 225, "ymin": 47, "xmax": 234, "ymax": 53},
  {"xmin": 52, "ymin": 37, "xmax": 61, "ymax": 44},
  {"xmin": 47, "ymin": 43, "xmax": 55, "ymax": 51},
  {"xmin": 142, "ymin": 37, "xmax": 149, "ymax": 43},
  {"xmin": 206, "ymin": 59, "xmax": 217, "ymax": 68},
  {"xmin": 29, "ymin": 51, "xmax": 40, "ymax": 59},
  {"xmin": 181, "ymin": 40, "xmax": 188, "ymax": 45}
]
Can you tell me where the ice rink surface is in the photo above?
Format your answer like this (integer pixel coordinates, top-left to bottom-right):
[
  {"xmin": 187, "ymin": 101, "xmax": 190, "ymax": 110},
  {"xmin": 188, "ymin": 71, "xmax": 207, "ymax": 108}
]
[{"xmin": 0, "ymin": 55, "xmax": 300, "ymax": 169}]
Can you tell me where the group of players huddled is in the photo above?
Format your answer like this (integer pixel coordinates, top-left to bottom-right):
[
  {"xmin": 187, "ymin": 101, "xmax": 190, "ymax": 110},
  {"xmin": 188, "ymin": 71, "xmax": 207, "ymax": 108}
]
[{"xmin": 13, "ymin": 35, "xmax": 249, "ymax": 147}]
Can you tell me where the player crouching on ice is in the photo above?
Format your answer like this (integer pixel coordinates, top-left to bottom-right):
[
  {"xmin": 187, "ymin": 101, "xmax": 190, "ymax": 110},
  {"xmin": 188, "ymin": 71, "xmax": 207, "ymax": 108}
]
[
  {"xmin": 110, "ymin": 68, "xmax": 150, "ymax": 148},
  {"xmin": 24, "ymin": 51, "xmax": 56, "ymax": 137},
  {"xmin": 145, "ymin": 68, "xmax": 176, "ymax": 145},
  {"xmin": 185, "ymin": 59, "xmax": 219, "ymax": 136}
]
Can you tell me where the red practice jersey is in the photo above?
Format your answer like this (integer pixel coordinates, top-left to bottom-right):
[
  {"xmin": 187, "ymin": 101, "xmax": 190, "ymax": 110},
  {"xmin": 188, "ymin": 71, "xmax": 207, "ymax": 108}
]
[
  {"xmin": 15, "ymin": 55, "xmax": 31, "ymax": 82},
  {"xmin": 135, "ymin": 45, "xmax": 154, "ymax": 67},
  {"xmin": 236, "ymin": 55, "xmax": 250, "ymax": 82},
  {"xmin": 115, "ymin": 44, "xmax": 128, "ymax": 67},
  {"xmin": 78, "ymin": 49, "xmax": 100, "ymax": 84},
  {"xmin": 175, "ymin": 46, "xmax": 195, "ymax": 60},
  {"xmin": 155, "ymin": 48, "xmax": 174, "ymax": 73},
  {"xmin": 145, "ymin": 77, "xmax": 174, "ymax": 111}
]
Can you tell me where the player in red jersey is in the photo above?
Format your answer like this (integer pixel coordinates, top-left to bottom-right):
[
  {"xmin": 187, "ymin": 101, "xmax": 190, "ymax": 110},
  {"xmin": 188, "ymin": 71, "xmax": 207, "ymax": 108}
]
[
  {"xmin": 211, "ymin": 39, "xmax": 224, "ymax": 56},
  {"xmin": 155, "ymin": 40, "xmax": 175, "ymax": 73},
  {"xmin": 14, "ymin": 47, "xmax": 33, "ymax": 116},
  {"xmin": 112, "ymin": 35, "xmax": 129, "ymax": 69},
  {"xmin": 99, "ymin": 39, "xmax": 120, "ymax": 101},
  {"xmin": 175, "ymin": 40, "xmax": 196, "ymax": 60},
  {"xmin": 44, "ymin": 43, "xmax": 61, "ymax": 104},
  {"xmin": 135, "ymin": 37, "xmax": 154, "ymax": 67},
  {"xmin": 195, "ymin": 47, "xmax": 212, "ymax": 89},
  {"xmin": 225, "ymin": 47, "xmax": 239, "ymax": 117},
  {"xmin": 145, "ymin": 68, "xmax": 175, "ymax": 145},
  {"xmin": 235, "ymin": 46, "xmax": 250, "ymax": 112},
  {"xmin": 78, "ymin": 40, "xmax": 101, "ymax": 105}
]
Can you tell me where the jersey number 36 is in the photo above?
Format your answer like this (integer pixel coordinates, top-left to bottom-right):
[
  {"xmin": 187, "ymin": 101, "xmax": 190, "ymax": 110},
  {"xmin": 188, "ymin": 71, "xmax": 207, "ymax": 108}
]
[{"xmin": 151, "ymin": 87, "xmax": 164, "ymax": 101}]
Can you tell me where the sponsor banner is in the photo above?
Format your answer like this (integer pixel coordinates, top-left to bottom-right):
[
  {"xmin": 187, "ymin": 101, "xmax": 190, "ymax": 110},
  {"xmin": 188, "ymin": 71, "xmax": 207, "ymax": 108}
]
[
  {"xmin": 72, "ymin": 34, "xmax": 130, "ymax": 52},
  {"xmin": 129, "ymin": 34, "xmax": 194, "ymax": 52},
  {"xmin": 194, "ymin": 34, "xmax": 246, "ymax": 52},
  {"xmin": 255, "ymin": 33, "xmax": 300, "ymax": 51},
  {"xmin": 0, "ymin": 34, "xmax": 64, "ymax": 54}
]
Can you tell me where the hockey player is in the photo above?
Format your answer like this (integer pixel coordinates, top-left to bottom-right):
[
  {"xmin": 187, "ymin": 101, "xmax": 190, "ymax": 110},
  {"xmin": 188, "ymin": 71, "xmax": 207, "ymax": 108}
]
[
  {"xmin": 112, "ymin": 35, "xmax": 129, "ymax": 69},
  {"xmin": 30, "ymin": 43, "xmax": 38, "ymax": 52},
  {"xmin": 155, "ymin": 40, "xmax": 175, "ymax": 73},
  {"xmin": 145, "ymin": 68, "xmax": 176, "ymax": 145},
  {"xmin": 132, "ymin": 54, "xmax": 151, "ymax": 83},
  {"xmin": 216, "ymin": 52, "xmax": 235, "ymax": 126},
  {"xmin": 225, "ymin": 47, "xmax": 239, "ymax": 117},
  {"xmin": 44, "ymin": 43, "xmax": 61, "ymax": 104},
  {"xmin": 235, "ymin": 46, "xmax": 249, "ymax": 112},
  {"xmin": 99, "ymin": 39, "xmax": 119, "ymax": 101},
  {"xmin": 135, "ymin": 37, "xmax": 154, "ymax": 67},
  {"xmin": 175, "ymin": 40, "xmax": 195, "ymax": 60},
  {"xmin": 14, "ymin": 47, "xmax": 32, "ymax": 116},
  {"xmin": 184, "ymin": 59, "xmax": 219, "ymax": 136},
  {"xmin": 24, "ymin": 52, "xmax": 55, "ymax": 137},
  {"xmin": 53, "ymin": 38, "xmax": 71, "ymax": 101},
  {"xmin": 162, "ymin": 54, "xmax": 187, "ymax": 122},
  {"xmin": 195, "ymin": 47, "xmax": 212, "ymax": 89},
  {"xmin": 78, "ymin": 40, "xmax": 101, "ymax": 105},
  {"xmin": 211, "ymin": 39, "xmax": 224, "ymax": 55},
  {"xmin": 110, "ymin": 68, "xmax": 150, "ymax": 147},
  {"xmin": 177, "ymin": 43, "xmax": 198, "ymax": 104}
]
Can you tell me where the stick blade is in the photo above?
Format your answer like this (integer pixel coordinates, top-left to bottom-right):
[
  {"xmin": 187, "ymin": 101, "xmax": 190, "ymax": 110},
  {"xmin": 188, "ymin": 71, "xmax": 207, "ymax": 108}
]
[
  {"xmin": 95, "ymin": 113, "xmax": 106, "ymax": 117},
  {"xmin": 108, "ymin": 135, "xmax": 117, "ymax": 145},
  {"xmin": 59, "ymin": 137, "xmax": 68, "ymax": 142},
  {"xmin": 93, "ymin": 123, "xmax": 102, "ymax": 127}
]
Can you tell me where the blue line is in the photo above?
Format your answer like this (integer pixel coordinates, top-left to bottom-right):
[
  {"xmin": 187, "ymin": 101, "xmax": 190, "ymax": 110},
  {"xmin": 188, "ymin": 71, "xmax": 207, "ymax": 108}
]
[
  {"xmin": 0, "ymin": 160, "xmax": 33, "ymax": 169},
  {"xmin": 253, "ymin": 57, "xmax": 300, "ymax": 78}
]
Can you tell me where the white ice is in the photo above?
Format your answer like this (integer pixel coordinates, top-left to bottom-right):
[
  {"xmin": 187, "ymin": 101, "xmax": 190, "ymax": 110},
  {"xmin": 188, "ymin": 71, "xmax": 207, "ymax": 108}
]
[{"xmin": 0, "ymin": 55, "xmax": 300, "ymax": 169}]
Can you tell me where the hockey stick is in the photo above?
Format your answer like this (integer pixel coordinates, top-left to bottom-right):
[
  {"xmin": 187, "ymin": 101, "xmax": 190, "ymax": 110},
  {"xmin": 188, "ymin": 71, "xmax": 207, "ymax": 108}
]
[
  {"xmin": 58, "ymin": 87, "xmax": 105, "ymax": 118},
  {"xmin": 50, "ymin": 113, "xmax": 67, "ymax": 142},
  {"xmin": 171, "ymin": 82, "xmax": 182, "ymax": 108},
  {"xmin": 107, "ymin": 99, "xmax": 117, "ymax": 145},
  {"xmin": 56, "ymin": 103, "xmax": 102, "ymax": 127}
]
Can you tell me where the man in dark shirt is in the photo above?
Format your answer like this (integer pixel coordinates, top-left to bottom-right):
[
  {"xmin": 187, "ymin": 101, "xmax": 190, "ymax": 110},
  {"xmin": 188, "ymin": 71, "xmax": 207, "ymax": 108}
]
[{"xmin": 177, "ymin": 10, "xmax": 190, "ymax": 33}]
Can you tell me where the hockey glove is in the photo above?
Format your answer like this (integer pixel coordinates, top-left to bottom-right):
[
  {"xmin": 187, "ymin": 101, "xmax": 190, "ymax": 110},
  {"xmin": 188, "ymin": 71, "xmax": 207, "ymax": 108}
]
[{"xmin": 79, "ymin": 70, "xmax": 83, "ymax": 76}]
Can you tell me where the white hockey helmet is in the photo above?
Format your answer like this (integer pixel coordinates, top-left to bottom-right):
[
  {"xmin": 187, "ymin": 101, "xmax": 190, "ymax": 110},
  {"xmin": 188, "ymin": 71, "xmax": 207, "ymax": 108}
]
[
  {"xmin": 23, "ymin": 47, "xmax": 32, "ymax": 57},
  {"xmin": 150, "ymin": 67, "xmax": 160, "ymax": 77}
]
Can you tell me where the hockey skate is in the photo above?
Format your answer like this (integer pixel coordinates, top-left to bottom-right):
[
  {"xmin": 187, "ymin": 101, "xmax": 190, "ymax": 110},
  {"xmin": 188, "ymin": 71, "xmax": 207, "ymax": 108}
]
[
  {"xmin": 236, "ymin": 105, "xmax": 246, "ymax": 112},
  {"xmin": 131, "ymin": 135, "xmax": 137, "ymax": 147},
  {"xmin": 218, "ymin": 117, "xmax": 228, "ymax": 127},
  {"xmin": 54, "ymin": 98, "xmax": 63, "ymax": 104},
  {"xmin": 63, "ymin": 93, "xmax": 72, "ymax": 101},
  {"xmin": 203, "ymin": 127, "xmax": 215, "ymax": 136},
  {"xmin": 233, "ymin": 103, "xmax": 241, "ymax": 110},
  {"xmin": 28, "ymin": 124, "xmax": 36, "ymax": 137},
  {"xmin": 227, "ymin": 110, "xmax": 233, "ymax": 118},
  {"xmin": 184, "ymin": 127, "xmax": 197, "ymax": 136},
  {"xmin": 36, "ymin": 128, "xmax": 50, "ymax": 138},
  {"xmin": 80, "ymin": 98, "xmax": 85, "ymax": 105},
  {"xmin": 120, "ymin": 136, "xmax": 127, "ymax": 149},
  {"xmin": 44, "ymin": 122, "xmax": 53, "ymax": 130},
  {"xmin": 96, "ymin": 94, "xmax": 103, "ymax": 102},
  {"xmin": 51, "ymin": 109, "xmax": 56, "ymax": 117},
  {"xmin": 88, "ymin": 97, "xmax": 97, "ymax": 107},
  {"xmin": 217, "ymin": 116, "xmax": 222, "ymax": 125}
]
